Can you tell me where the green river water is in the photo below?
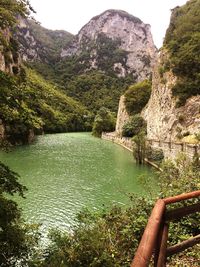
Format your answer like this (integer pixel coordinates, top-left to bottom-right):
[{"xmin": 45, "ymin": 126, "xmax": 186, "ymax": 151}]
[{"xmin": 0, "ymin": 132, "xmax": 156, "ymax": 236}]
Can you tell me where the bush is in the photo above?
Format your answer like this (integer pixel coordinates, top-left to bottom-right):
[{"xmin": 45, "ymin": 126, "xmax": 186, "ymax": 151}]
[
  {"xmin": 40, "ymin": 199, "xmax": 152, "ymax": 267},
  {"xmin": 124, "ymin": 80, "xmax": 151, "ymax": 115},
  {"xmin": 146, "ymin": 147, "xmax": 164, "ymax": 162},
  {"xmin": 122, "ymin": 115, "xmax": 146, "ymax": 137},
  {"xmin": 92, "ymin": 107, "xmax": 116, "ymax": 137}
]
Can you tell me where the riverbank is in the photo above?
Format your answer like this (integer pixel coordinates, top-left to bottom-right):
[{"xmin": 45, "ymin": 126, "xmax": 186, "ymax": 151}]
[{"xmin": 101, "ymin": 132, "xmax": 163, "ymax": 171}]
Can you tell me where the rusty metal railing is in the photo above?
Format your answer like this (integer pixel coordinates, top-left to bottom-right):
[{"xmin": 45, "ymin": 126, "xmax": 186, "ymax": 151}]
[{"xmin": 131, "ymin": 190, "xmax": 200, "ymax": 267}]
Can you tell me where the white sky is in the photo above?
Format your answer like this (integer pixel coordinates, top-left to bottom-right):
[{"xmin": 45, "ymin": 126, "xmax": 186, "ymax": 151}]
[{"xmin": 29, "ymin": 0, "xmax": 188, "ymax": 48}]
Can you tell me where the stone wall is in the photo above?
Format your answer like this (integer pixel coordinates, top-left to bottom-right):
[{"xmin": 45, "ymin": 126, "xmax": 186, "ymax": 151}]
[
  {"xmin": 102, "ymin": 132, "xmax": 133, "ymax": 151},
  {"xmin": 147, "ymin": 139, "xmax": 200, "ymax": 160},
  {"xmin": 102, "ymin": 132, "xmax": 200, "ymax": 160}
]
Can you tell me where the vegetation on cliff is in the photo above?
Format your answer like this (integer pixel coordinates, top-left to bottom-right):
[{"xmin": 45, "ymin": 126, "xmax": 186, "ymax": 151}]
[
  {"xmin": 124, "ymin": 80, "xmax": 151, "ymax": 115},
  {"xmin": 0, "ymin": 0, "xmax": 31, "ymax": 31},
  {"xmin": 63, "ymin": 71, "xmax": 133, "ymax": 114},
  {"xmin": 164, "ymin": 0, "xmax": 200, "ymax": 106},
  {"xmin": 92, "ymin": 107, "xmax": 116, "ymax": 137},
  {"xmin": 51, "ymin": 33, "xmax": 135, "ymax": 114},
  {"xmin": 122, "ymin": 115, "xmax": 146, "ymax": 138},
  {"xmin": 0, "ymin": 68, "xmax": 91, "ymax": 143}
]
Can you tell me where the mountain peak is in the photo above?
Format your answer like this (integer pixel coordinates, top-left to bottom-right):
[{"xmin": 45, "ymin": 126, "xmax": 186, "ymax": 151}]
[
  {"xmin": 91, "ymin": 9, "xmax": 143, "ymax": 25},
  {"xmin": 61, "ymin": 9, "xmax": 157, "ymax": 81}
]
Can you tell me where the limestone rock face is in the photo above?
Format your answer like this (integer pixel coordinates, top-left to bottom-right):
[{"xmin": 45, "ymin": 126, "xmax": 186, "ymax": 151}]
[
  {"xmin": 17, "ymin": 19, "xmax": 41, "ymax": 61},
  {"xmin": 61, "ymin": 9, "xmax": 157, "ymax": 81},
  {"xmin": 0, "ymin": 28, "xmax": 20, "ymax": 74},
  {"xmin": 115, "ymin": 95, "xmax": 130, "ymax": 137},
  {"xmin": 142, "ymin": 50, "xmax": 200, "ymax": 141},
  {"xmin": 16, "ymin": 18, "xmax": 73, "ymax": 62}
]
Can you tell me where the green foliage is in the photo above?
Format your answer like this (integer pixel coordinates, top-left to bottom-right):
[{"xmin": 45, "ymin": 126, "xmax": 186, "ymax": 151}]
[
  {"xmin": 124, "ymin": 80, "xmax": 151, "ymax": 115},
  {"xmin": 132, "ymin": 131, "xmax": 147, "ymax": 164},
  {"xmin": 0, "ymin": 0, "xmax": 31, "ymax": 30},
  {"xmin": 159, "ymin": 154, "xmax": 200, "ymax": 198},
  {"xmin": 63, "ymin": 71, "xmax": 133, "ymax": 114},
  {"xmin": 0, "ymin": 162, "xmax": 40, "ymax": 267},
  {"xmin": 40, "ymin": 199, "xmax": 152, "ymax": 267},
  {"xmin": 122, "ymin": 115, "xmax": 146, "ymax": 137},
  {"xmin": 146, "ymin": 147, "xmax": 164, "ymax": 163},
  {"xmin": 25, "ymin": 68, "xmax": 91, "ymax": 133},
  {"xmin": 48, "ymin": 33, "xmax": 135, "ymax": 114},
  {"xmin": 164, "ymin": 0, "xmax": 200, "ymax": 105},
  {"xmin": 92, "ymin": 107, "xmax": 116, "ymax": 137},
  {"xmin": 157, "ymin": 155, "xmax": 200, "ymax": 263},
  {"xmin": 0, "ymin": 68, "xmax": 91, "ymax": 144},
  {"xmin": 0, "ymin": 70, "xmax": 42, "ymax": 144}
]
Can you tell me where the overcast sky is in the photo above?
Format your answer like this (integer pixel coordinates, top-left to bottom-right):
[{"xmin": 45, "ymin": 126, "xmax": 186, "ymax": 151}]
[{"xmin": 29, "ymin": 0, "xmax": 188, "ymax": 48}]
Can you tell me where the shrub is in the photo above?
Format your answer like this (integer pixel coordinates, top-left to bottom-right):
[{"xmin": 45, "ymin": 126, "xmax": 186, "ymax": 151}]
[
  {"xmin": 92, "ymin": 107, "xmax": 116, "ymax": 137},
  {"xmin": 40, "ymin": 198, "xmax": 152, "ymax": 267},
  {"xmin": 122, "ymin": 115, "xmax": 146, "ymax": 137},
  {"xmin": 146, "ymin": 147, "xmax": 164, "ymax": 162},
  {"xmin": 124, "ymin": 80, "xmax": 151, "ymax": 115}
]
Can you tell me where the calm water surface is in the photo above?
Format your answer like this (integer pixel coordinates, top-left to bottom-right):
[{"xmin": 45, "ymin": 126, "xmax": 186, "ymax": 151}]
[{"xmin": 0, "ymin": 133, "xmax": 156, "ymax": 235}]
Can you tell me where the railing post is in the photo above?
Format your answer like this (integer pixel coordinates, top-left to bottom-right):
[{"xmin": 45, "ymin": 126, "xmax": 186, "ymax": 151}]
[
  {"xmin": 131, "ymin": 191, "xmax": 200, "ymax": 267},
  {"xmin": 156, "ymin": 223, "xmax": 169, "ymax": 267},
  {"xmin": 131, "ymin": 199, "xmax": 166, "ymax": 267}
]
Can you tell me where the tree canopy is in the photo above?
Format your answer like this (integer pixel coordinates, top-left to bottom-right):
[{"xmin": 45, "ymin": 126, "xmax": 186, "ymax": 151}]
[
  {"xmin": 124, "ymin": 80, "xmax": 151, "ymax": 115},
  {"xmin": 0, "ymin": 0, "xmax": 33, "ymax": 29},
  {"xmin": 164, "ymin": 0, "xmax": 200, "ymax": 106}
]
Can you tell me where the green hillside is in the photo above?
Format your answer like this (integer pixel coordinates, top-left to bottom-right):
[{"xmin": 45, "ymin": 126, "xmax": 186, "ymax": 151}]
[{"xmin": 0, "ymin": 68, "xmax": 91, "ymax": 144}]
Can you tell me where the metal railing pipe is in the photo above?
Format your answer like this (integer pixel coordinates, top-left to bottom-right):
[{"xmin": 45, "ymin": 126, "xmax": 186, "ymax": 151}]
[{"xmin": 131, "ymin": 199, "xmax": 166, "ymax": 267}]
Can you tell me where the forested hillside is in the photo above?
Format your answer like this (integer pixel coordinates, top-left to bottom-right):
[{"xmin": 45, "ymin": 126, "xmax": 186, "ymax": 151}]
[{"xmin": 0, "ymin": 0, "xmax": 90, "ymax": 144}]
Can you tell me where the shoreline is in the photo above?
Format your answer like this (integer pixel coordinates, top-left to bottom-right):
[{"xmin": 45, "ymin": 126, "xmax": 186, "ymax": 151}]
[{"xmin": 102, "ymin": 132, "xmax": 162, "ymax": 171}]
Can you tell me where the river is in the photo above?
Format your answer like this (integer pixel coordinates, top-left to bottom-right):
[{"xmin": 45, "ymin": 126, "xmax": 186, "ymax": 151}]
[{"xmin": 0, "ymin": 132, "xmax": 156, "ymax": 236}]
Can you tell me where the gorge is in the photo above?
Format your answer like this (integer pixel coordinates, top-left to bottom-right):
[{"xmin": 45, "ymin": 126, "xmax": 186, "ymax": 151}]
[{"xmin": 0, "ymin": 0, "xmax": 200, "ymax": 265}]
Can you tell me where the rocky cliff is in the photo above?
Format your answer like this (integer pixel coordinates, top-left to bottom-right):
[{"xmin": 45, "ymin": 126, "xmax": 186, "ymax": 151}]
[
  {"xmin": 115, "ymin": 95, "xmax": 130, "ymax": 137},
  {"xmin": 143, "ymin": 50, "xmax": 200, "ymax": 142},
  {"xmin": 61, "ymin": 9, "xmax": 157, "ymax": 81},
  {"xmin": 16, "ymin": 18, "xmax": 73, "ymax": 63},
  {"xmin": 0, "ymin": 28, "xmax": 20, "ymax": 74}
]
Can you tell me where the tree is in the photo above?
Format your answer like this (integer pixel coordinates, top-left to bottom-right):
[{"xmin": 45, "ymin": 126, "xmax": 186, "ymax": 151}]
[
  {"xmin": 92, "ymin": 107, "xmax": 116, "ymax": 137},
  {"xmin": 122, "ymin": 115, "xmax": 146, "ymax": 137},
  {"xmin": 0, "ymin": 162, "xmax": 39, "ymax": 267},
  {"xmin": 124, "ymin": 80, "xmax": 151, "ymax": 115},
  {"xmin": 0, "ymin": 0, "xmax": 33, "ymax": 29},
  {"xmin": 132, "ymin": 130, "xmax": 147, "ymax": 164}
]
